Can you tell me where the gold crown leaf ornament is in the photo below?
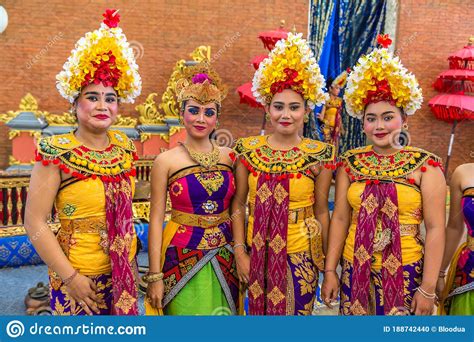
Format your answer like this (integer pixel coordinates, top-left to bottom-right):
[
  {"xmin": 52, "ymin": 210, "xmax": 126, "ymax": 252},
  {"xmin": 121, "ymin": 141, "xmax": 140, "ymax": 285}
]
[
  {"xmin": 344, "ymin": 34, "xmax": 423, "ymax": 119},
  {"xmin": 56, "ymin": 9, "xmax": 142, "ymax": 104},
  {"xmin": 332, "ymin": 70, "xmax": 348, "ymax": 88},
  {"xmin": 175, "ymin": 63, "xmax": 227, "ymax": 111},
  {"xmin": 252, "ymin": 32, "xmax": 328, "ymax": 109}
]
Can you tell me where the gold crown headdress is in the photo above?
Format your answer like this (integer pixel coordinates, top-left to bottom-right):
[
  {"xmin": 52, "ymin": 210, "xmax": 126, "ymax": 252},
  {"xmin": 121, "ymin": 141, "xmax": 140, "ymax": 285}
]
[
  {"xmin": 332, "ymin": 70, "xmax": 348, "ymax": 88},
  {"xmin": 56, "ymin": 9, "xmax": 142, "ymax": 103},
  {"xmin": 252, "ymin": 32, "xmax": 328, "ymax": 109},
  {"xmin": 175, "ymin": 63, "xmax": 227, "ymax": 110},
  {"xmin": 344, "ymin": 34, "xmax": 422, "ymax": 119}
]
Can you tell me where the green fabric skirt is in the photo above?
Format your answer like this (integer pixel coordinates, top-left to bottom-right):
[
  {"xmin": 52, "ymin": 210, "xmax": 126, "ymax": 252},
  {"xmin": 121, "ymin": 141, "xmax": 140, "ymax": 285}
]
[
  {"xmin": 164, "ymin": 262, "xmax": 230, "ymax": 315},
  {"xmin": 448, "ymin": 290, "xmax": 474, "ymax": 315}
]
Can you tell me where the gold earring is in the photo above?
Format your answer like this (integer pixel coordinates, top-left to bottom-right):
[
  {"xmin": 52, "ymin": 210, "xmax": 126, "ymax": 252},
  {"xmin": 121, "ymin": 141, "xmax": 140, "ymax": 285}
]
[
  {"xmin": 265, "ymin": 113, "xmax": 270, "ymax": 121},
  {"xmin": 304, "ymin": 114, "xmax": 309, "ymax": 123},
  {"xmin": 216, "ymin": 120, "xmax": 220, "ymax": 128},
  {"xmin": 402, "ymin": 122, "xmax": 408, "ymax": 130},
  {"xmin": 179, "ymin": 116, "xmax": 184, "ymax": 125}
]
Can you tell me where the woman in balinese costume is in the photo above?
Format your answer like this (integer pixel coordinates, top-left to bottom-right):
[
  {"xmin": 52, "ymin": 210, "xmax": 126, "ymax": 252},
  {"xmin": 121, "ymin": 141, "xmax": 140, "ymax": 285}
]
[
  {"xmin": 321, "ymin": 35, "xmax": 446, "ymax": 315},
  {"xmin": 145, "ymin": 63, "xmax": 239, "ymax": 315},
  {"xmin": 24, "ymin": 9, "xmax": 142, "ymax": 315},
  {"xmin": 319, "ymin": 71, "xmax": 348, "ymax": 152},
  {"xmin": 230, "ymin": 32, "xmax": 335, "ymax": 315},
  {"xmin": 438, "ymin": 163, "xmax": 474, "ymax": 315}
]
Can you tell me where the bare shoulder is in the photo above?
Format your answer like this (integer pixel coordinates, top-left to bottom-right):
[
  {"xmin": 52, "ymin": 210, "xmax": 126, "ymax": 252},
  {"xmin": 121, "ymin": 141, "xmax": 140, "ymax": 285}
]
[
  {"xmin": 451, "ymin": 163, "xmax": 474, "ymax": 189},
  {"xmin": 218, "ymin": 145, "xmax": 233, "ymax": 160},
  {"xmin": 153, "ymin": 146, "xmax": 183, "ymax": 168}
]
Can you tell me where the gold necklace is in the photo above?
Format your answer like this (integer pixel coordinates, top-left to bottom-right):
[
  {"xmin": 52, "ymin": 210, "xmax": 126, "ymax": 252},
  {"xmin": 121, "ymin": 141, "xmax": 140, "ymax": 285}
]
[{"xmin": 181, "ymin": 142, "xmax": 220, "ymax": 169}]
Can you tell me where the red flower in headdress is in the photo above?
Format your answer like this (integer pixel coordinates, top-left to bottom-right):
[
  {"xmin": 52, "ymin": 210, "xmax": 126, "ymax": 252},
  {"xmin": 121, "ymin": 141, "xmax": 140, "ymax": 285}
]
[
  {"xmin": 364, "ymin": 79, "xmax": 395, "ymax": 106},
  {"xmin": 377, "ymin": 34, "xmax": 392, "ymax": 48},
  {"xmin": 270, "ymin": 68, "xmax": 303, "ymax": 95},
  {"xmin": 103, "ymin": 9, "xmax": 120, "ymax": 28},
  {"xmin": 81, "ymin": 51, "xmax": 121, "ymax": 88}
]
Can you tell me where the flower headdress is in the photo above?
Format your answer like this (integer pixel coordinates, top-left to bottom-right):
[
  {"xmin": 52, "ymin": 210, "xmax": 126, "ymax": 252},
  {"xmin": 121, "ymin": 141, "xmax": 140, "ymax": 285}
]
[
  {"xmin": 344, "ymin": 34, "xmax": 422, "ymax": 119},
  {"xmin": 56, "ymin": 9, "xmax": 142, "ymax": 103},
  {"xmin": 175, "ymin": 62, "xmax": 227, "ymax": 110},
  {"xmin": 252, "ymin": 32, "xmax": 328, "ymax": 109}
]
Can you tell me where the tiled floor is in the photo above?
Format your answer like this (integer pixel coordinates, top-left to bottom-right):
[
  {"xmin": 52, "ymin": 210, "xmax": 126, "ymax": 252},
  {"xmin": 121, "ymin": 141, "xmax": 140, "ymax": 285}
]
[{"xmin": 0, "ymin": 253, "xmax": 149, "ymax": 315}]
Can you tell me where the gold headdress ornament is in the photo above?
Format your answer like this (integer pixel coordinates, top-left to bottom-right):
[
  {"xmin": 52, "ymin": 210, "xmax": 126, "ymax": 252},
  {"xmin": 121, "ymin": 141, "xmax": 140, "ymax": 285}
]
[
  {"xmin": 56, "ymin": 9, "xmax": 142, "ymax": 103},
  {"xmin": 175, "ymin": 62, "xmax": 227, "ymax": 110},
  {"xmin": 332, "ymin": 70, "xmax": 348, "ymax": 88},
  {"xmin": 252, "ymin": 32, "xmax": 328, "ymax": 109},
  {"xmin": 344, "ymin": 34, "xmax": 422, "ymax": 119}
]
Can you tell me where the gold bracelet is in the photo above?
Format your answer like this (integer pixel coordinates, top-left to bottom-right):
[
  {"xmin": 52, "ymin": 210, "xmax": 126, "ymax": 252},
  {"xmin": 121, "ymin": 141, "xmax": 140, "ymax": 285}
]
[{"xmin": 142, "ymin": 272, "xmax": 164, "ymax": 283}]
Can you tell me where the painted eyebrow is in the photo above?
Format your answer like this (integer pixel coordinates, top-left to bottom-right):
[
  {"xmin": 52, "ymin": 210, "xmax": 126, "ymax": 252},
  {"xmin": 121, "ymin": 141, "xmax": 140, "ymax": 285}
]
[
  {"xmin": 84, "ymin": 92, "xmax": 117, "ymax": 97},
  {"xmin": 365, "ymin": 111, "xmax": 395, "ymax": 116},
  {"xmin": 272, "ymin": 102, "xmax": 302, "ymax": 105}
]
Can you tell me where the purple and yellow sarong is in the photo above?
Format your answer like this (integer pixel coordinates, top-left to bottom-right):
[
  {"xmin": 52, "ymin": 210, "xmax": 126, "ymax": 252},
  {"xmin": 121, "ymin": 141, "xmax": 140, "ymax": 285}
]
[{"xmin": 153, "ymin": 164, "xmax": 239, "ymax": 315}]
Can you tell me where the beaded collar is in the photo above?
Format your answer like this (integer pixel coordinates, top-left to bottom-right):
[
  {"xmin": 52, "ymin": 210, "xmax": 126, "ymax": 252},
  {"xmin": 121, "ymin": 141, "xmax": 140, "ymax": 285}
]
[
  {"xmin": 341, "ymin": 145, "xmax": 442, "ymax": 184},
  {"xmin": 231, "ymin": 135, "xmax": 335, "ymax": 179},
  {"xmin": 36, "ymin": 130, "xmax": 137, "ymax": 182}
]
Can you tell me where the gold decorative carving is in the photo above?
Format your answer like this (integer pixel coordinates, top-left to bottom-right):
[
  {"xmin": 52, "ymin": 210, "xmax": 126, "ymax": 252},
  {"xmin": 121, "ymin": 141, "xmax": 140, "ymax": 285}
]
[
  {"xmin": 113, "ymin": 114, "xmax": 137, "ymax": 128},
  {"xmin": 169, "ymin": 126, "xmax": 183, "ymax": 137},
  {"xmin": 8, "ymin": 130, "xmax": 21, "ymax": 140},
  {"xmin": 44, "ymin": 112, "xmax": 77, "ymax": 126},
  {"xmin": 136, "ymin": 93, "xmax": 165, "ymax": 125},
  {"xmin": 140, "ymin": 133, "xmax": 152, "ymax": 143}
]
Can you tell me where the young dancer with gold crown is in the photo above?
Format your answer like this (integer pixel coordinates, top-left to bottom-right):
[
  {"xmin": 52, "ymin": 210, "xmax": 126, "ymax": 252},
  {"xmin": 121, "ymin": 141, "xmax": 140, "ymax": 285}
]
[
  {"xmin": 145, "ymin": 63, "xmax": 240, "ymax": 315},
  {"xmin": 321, "ymin": 34, "xmax": 446, "ymax": 315},
  {"xmin": 231, "ymin": 32, "xmax": 335, "ymax": 315},
  {"xmin": 319, "ymin": 70, "xmax": 348, "ymax": 151},
  {"xmin": 25, "ymin": 9, "xmax": 142, "ymax": 315}
]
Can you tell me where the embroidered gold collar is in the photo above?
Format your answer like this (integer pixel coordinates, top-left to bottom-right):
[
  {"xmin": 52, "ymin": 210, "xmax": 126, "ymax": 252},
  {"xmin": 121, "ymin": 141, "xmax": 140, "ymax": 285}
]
[
  {"xmin": 342, "ymin": 145, "xmax": 442, "ymax": 181},
  {"xmin": 232, "ymin": 135, "xmax": 334, "ymax": 175},
  {"xmin": 36, "ymin": 130, "xmax": 137, "ymax": 181}
]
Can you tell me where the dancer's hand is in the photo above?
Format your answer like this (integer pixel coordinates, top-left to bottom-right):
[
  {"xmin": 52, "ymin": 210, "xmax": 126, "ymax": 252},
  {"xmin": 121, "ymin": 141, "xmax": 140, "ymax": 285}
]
[
  {"xmin": 321, "ymin": 271, "xmax": 339, "ymax": 309},
  {"xmin": 235, "ymin": 250, "xmax": 250, "ymax": 284},
  {"xmin": 411, "ymin": 291, "xmax": 435, "ymax": 315},
  {"xmin": 147, "ymin": 280, "xmax": 164, "ymax": 309},
  {"xmin": 67, "ymin": 274, "xmax": 102, "ymax": 315}
]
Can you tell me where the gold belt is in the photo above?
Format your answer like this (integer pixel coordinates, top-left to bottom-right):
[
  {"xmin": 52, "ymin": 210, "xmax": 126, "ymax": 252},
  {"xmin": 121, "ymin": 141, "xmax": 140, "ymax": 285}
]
[
  {"xmin": 249, "ymin": 205, "xmax": 315, "ymax": 224},
  {"xmin": 350, "ymin": 218, "xmax": 420, "ymax": 237},
  {"xmin": 171, "ymin": 209, "xmax": 231, "ymax": 228},
  {"xmin": 59, "ymin": 216, "xmax": 107, "ymax": 234}
]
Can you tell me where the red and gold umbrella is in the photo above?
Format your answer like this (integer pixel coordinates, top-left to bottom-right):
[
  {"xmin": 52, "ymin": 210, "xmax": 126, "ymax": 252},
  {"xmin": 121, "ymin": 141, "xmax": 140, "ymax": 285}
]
[
  {"xmin": 258, "ymin": 20, "xmax": 289, "ymax": 51},
  {"xmin": 237, "ymin": 82, "xmax": 262, "ymax": 108},
  {"xmin": 429, "ymin": 93, "xmax": 474, "ymax": 122},
  {"xmin": 429, "ymin": 37, "xmax": 474, "ymax": 174}
]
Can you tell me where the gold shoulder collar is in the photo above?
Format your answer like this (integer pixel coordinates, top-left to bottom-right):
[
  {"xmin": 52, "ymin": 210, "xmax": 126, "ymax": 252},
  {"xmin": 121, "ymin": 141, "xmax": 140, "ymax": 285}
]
[
  {"xmin": 108, "ymin": 130, "xmax": 136, "ymax": 152},
  {"xmin": 342, "ymin": 145, "xmax": 442, "ymax": 181},
  {"xmin": 232, "ymin": 135, "xmax": 335, "ymax": 175},
  {"xmin": 37, "ymin": 131, "xmax": 81, "ymax": 158},
  {"xmin": 36, "ymin": 130, "xmax": 137, "ymax": 181}
]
